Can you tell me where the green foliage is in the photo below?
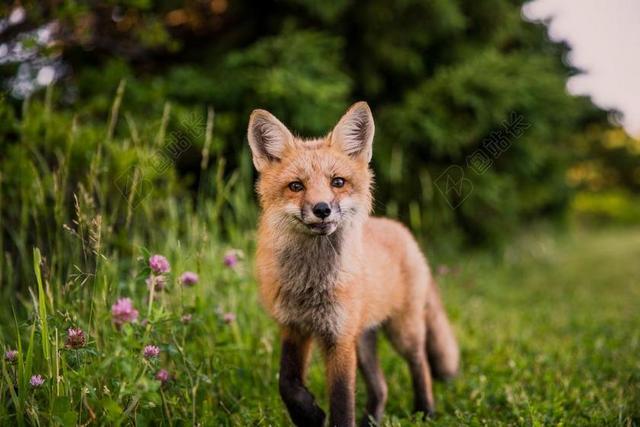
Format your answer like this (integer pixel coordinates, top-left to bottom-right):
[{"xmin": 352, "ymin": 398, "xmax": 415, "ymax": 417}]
[
  {"xmin": 376, "ymin": 50, "xmax": 585, "ymax": 246},
  {"xmin": 1, "ymin": 0, "xmax": 614, "ymax": 250},
  {"xmin": 571, "ymin": 191, "xmax": 640, "ymax": 225},
  {"xmin": 0, "ymin": 89, "xmax": 256, "ymax": 291},
  {"xmin": 564, "ymin": 125, "xmax": 640, "ymax": 225}
]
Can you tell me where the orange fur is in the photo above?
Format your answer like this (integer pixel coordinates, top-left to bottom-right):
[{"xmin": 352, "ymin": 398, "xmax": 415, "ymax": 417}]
[{"xmin": 248, "ymin": 102, "xmax": 459, "ymax": 427}]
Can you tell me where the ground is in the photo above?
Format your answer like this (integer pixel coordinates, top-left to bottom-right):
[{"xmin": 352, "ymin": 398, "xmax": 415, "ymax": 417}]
[
  {"xmin": 374, "ymin": 226, "xmax": 640, "ymax": 426},
  {"xmin": 2, "ymin": 226, "xmax": 639, "ymax": 426},
  {"xmin": 223, "ymin": 226, "xmax": 640, "ymax": 426}
]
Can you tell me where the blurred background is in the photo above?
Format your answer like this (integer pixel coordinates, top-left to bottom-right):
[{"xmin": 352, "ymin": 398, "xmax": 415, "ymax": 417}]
[{"xmin": 0, "ymin": 1, "xmax": 639, "ymax": 425}]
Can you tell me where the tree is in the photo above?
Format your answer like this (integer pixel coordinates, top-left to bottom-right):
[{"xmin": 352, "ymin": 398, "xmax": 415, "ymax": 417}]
[{"xmin": 1, "ymin": 0, "xmax": 611, "ymax": 248}]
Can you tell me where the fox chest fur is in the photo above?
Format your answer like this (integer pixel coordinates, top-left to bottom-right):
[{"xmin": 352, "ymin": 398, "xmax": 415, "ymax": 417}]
[{"xmin": 272, "ymin": 231, "xmax": 346, "ymax": 339}]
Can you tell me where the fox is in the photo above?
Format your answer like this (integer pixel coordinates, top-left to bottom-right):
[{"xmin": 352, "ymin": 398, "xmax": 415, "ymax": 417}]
[{"xmin": 247, "ymin": 102, "xmax": 460, "ymax": 427}]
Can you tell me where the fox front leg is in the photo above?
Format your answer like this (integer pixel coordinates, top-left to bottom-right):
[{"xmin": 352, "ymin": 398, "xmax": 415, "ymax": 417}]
[
  {"xmin": 323, "ymin": 338, "xmax": 358, "ymax": 427},
  {"xmin": 279, "ymin": 329, "xmax": 326, "ymax": 427}
]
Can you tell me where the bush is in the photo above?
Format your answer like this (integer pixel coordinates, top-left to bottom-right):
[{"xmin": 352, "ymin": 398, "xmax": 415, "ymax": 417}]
[
  {"xmin": 1, "ymin": 0, "xmax": 610, "ymax": 251},
  {"xmin": 571, "ymin": 191, "xmax": 640, "ymax": 225},
  {"xmin": 0, "ymin": 89, "xmax": 256, "ymax": 292}
]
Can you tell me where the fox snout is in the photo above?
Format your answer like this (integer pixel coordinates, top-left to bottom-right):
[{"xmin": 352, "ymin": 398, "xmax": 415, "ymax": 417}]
[
  {"xmin": 312, "ymin": 202, "xmax": 331, "ymax": 219},
  {"xmin": 301, "ymin": 201, "xmax": 340, "ymax": 235}
]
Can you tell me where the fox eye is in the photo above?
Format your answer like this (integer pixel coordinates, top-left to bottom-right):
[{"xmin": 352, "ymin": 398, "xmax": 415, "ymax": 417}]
[
  {"xmin": 331, "ymin": 177, "xmax": 346, "ymax": 188},
  {"xmin": 288, "ymin": 181, "xmax": 304, "ymax": 192}
]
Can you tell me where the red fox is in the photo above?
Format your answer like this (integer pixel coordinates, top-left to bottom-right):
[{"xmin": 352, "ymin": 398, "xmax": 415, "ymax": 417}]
[{"xmin": 248, "ymin": 102, "xmax": 460, "ymax": 427}]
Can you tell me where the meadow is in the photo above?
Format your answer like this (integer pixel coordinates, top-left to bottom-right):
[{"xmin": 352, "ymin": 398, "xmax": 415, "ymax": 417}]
[
  {"xmin": 1, "ymin": 93, "xmax": 639, "ymax": 426},
  {"xmin": 2, "ymin": 220, "xmax": 639, "ymax": 425}
]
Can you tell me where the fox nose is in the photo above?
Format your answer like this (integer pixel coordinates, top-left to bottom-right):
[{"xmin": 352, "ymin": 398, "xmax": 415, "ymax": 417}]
[{"xmin": 312, "ymin": 202, "xmax": 332, "ymax": 219}]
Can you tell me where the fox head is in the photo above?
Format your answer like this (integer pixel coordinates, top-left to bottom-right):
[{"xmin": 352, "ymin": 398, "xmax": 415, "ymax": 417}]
[{"xmin": 248, "ymin": 102, "xmax": 374, "ymax": 237}]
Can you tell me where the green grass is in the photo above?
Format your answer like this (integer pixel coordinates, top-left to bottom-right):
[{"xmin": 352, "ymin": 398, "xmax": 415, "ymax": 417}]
[
  {"xmin": 1, "ymin": 92, "xmax": 638, "ymax": 425},
  {"xmin": 422, "ymin": 226, "xmax": 640, "ymax": 426},
  {"xmin": 2, "ymin": 225, "xmax": 639, "ymax": 425}
]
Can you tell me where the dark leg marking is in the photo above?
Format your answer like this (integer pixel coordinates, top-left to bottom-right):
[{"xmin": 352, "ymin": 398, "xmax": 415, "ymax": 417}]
[
  {"xmin": 279, "ymin": 336, "xmax": 326, "ymax": 427},
  {"xmin": 357, "ymin": 329, "xmax": 387, "ymax": 427},
  {"xmin": 406, "ymin": 350, "xmax": 436, "ymax": 418},
  {"xmin": 329, "ymin": 375, "xmax": 354, "ymax": 427},
  {"xmin": 322, "ymin": 338, "xmax": 357, "ymax": 427}
]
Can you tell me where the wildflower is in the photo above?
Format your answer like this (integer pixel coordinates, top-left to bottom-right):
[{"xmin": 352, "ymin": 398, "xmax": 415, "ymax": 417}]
[
  {"xmin": 155, "ymin": 369, "xmax": 170, "ymax": 384},
  {"xmin": 30, "ymin": 374, "xmax": 45, "ymax": 388},
  {"xmin": 149, "ymin": 255, "xmax": 170, "ymax": 274},
  {"xmin": 146, "ymin": 274, "xmax": 167, "ymax": 292},
  {"xmin": 223, "ymin": 250, "xmax": 240, "ymax": 268},
  {"xmin": 65, "ymin": 327, "xmax": 86, "ymax": 349},
  {"xmin": 111, "ymin": 298, "xmax": 139, "ymax": 326},
  {"xmin": 180, "ymin": 271, "xmax": 198, "ymax": 287},
  {"xmin": 4, "ymin": 349, "xmax": 18, "ymax": 364},
  {"xmin": 181, "ymin": 314, "xmax": 192, "ymax": 324},
  {"xmin": 143, "ymin": 345, "xmax": 160, "ymax": 359},
  {"xmin": 223, "ymin": 312, "xmax": 236, "ymax": 324}
]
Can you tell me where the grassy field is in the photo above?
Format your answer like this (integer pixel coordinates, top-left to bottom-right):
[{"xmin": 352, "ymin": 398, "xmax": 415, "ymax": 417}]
[
  {"xmin": 1, "ymin": 220, "xmax": 639, "ymax": 426},
  {"xmin": 422, "ymin": 226, "xmax": 640, "ymax": 426}
]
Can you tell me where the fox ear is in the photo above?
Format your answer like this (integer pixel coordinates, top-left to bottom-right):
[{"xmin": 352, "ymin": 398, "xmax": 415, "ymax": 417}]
[
  {"xmin": 247, "ymin": 109, "xmax": 294, "ymax": 171},
  {"xmin": 331, "ymin": 101, "xmax": 375, "ymax": 163}
]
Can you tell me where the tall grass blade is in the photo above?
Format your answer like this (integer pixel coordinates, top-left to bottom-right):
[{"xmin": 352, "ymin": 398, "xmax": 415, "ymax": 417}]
[
  {"xmin": 10, "ymin": 306, "xmax": 25, "ymax": 427},
  {"xmin": 1, "ymin": 361, "xmax": 23, "ymax": 427},
  {"xmin": 33, "ymin": 248, "xmax": 51, "ymax": 377},
  {"xmin": 107, "ymin": 79, "xmax": 127, "ymax": 142}
]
